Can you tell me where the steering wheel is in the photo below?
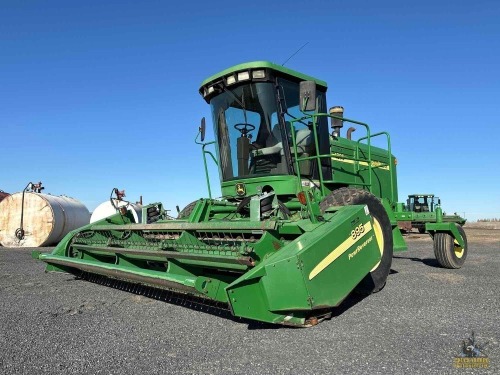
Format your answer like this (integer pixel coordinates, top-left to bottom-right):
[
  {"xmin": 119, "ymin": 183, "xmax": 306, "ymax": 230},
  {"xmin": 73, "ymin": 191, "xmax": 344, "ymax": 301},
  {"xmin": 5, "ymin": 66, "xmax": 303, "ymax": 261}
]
[{"xmin": 234, "ymin": 123, "xmax": 255, "ymax": 136}]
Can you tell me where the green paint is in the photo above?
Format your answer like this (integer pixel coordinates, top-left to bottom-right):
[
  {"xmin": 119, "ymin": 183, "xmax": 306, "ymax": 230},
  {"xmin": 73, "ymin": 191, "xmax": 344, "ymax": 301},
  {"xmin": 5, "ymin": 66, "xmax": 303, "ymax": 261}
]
[
  {"xmin": 394, "ymin": 193, "xmax": 466, "ymax": 239},
  {"xmin": 33, "ymin": 61, "xmax": 467, "ymax": 326},
  {"xmin": 425, "ymin": 222, "xmax": 466, "ymax": 248},
  {"xmin": 200, "ymin": 61, "xmax": 327, "ymax": 91}
]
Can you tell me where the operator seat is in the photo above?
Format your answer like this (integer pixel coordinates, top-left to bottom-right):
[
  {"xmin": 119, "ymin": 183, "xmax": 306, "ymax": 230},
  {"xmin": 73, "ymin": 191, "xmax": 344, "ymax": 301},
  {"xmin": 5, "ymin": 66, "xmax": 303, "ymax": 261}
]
[
  {"xmin": 270, "ymin": 121, "xmax": 312, "ymax": 152},
  {"xmin": 271, "ymin": 122, "xmax": 313, "ymax": 176}
]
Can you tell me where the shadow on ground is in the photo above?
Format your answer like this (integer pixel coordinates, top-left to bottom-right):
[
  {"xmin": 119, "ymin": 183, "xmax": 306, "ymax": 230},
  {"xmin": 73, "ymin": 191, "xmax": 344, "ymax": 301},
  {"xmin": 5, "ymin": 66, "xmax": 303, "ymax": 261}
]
[
  {"xmin": 393, "ymin": 255, "xmax": 440, "ymax": 267},
  {"xmin": 71, "ymin": 270, "xmax": 377, "ymax": 330}
]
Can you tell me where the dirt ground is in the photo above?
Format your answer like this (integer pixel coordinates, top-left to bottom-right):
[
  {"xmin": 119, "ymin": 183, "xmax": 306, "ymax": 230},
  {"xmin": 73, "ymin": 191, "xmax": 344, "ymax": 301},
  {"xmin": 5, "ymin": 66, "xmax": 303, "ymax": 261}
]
[
  {"xmin": 463, "ymin": 227, "xmax": 500, "ymax": 242},
  {"xmin": 404, "ymin": 226, "xmax": 500, "ymax": 243}
]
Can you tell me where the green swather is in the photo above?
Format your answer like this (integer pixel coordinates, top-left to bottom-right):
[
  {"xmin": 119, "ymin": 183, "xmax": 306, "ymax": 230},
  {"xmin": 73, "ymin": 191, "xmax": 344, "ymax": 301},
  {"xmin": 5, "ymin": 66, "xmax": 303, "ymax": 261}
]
[{"xmin": 33, "ymin": 61, "xmax": 467, "ymax": 326}]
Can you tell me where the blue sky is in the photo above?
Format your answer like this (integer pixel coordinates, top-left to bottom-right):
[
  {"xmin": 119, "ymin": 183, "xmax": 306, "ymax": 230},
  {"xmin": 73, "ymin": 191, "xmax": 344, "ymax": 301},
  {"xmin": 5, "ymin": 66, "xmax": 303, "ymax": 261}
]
[{"xmin": 1, "ymin": 0, "xmax": 499, "ymax": 220}]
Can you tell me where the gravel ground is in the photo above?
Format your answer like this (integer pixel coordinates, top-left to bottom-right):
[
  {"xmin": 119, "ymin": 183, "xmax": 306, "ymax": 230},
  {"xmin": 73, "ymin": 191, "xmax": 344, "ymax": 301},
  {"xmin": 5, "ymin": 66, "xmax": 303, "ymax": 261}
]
[{"xmin": 1, "ymin": 228, "xmax": 499, "ymax": 374}]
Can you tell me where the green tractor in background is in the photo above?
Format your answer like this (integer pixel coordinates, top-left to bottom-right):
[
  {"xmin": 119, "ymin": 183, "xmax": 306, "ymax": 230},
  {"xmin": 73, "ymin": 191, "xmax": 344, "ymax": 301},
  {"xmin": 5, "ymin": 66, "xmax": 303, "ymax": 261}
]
[
  {"xmin": 33, "ymin": 61, "xmax": 468, "ymax": 326},
  {"xmin": 397, "ymin": 194, "xmax": 466, "ymax": 234}
]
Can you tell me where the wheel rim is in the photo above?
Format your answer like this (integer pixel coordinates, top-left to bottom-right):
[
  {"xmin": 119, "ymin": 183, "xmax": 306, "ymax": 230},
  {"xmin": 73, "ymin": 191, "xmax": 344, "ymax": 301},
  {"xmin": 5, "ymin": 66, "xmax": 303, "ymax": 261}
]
[
  {"xmin": 370, "ymin": 217, "xmax": 384, "ymax": 272},
  {"xmin": 454, "ymin": 238, "xmax": 465, "ymax": 259}
]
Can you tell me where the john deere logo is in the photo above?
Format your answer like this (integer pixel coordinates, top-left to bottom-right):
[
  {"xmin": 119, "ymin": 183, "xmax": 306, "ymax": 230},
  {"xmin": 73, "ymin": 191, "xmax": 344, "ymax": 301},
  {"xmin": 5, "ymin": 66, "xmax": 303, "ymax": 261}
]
[{"xmin": 235, "ymin": 183, "xmax": 246, "ymax": 196}]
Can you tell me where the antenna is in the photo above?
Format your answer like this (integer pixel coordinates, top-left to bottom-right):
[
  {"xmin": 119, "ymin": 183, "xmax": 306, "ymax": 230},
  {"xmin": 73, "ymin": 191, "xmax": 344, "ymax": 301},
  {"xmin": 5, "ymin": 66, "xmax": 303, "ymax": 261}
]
[{"xmin": 281, "ymin": 42, "xmax": 309, "ymax": 66}]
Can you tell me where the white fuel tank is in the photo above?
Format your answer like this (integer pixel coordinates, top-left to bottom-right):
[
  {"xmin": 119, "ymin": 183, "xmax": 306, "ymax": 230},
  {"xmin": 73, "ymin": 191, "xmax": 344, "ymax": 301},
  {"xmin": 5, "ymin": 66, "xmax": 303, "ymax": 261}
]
[
  {"xmin": 0, "ymin": 192, "xmax": 90, "ymax": 247},
  {"xmin": 90, "ymin": 199, "xmax": 142, "ymax": 224}
]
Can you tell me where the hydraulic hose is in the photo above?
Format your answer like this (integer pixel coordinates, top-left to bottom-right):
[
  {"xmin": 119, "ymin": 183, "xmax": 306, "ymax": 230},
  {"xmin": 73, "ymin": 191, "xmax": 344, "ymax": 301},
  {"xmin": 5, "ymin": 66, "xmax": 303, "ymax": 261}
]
[{"xmin": 15, "ymin": 182, "xmax": 34, "ymax": 240}]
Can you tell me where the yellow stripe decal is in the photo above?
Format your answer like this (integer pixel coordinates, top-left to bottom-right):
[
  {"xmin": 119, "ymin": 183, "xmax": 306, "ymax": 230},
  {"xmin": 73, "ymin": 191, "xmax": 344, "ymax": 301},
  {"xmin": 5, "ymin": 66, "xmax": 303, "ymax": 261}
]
[
  {"xmin": 309, "ymin": 221, "xmax": 373, "ymax": 280},
  {"xmin": 331, "ymin": 157, "xmax": 390, "ymax": 171}
]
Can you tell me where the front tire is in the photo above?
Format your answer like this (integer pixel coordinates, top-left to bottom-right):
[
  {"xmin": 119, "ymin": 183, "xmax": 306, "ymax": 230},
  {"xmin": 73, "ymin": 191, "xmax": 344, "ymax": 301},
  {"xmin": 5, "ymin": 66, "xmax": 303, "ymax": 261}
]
[
  {"xmin": 320, "ymin": 187, "xmax": 393, "ymax": 294},
  {"xmin": 433, "ymin": 224, "xmax": 467, "ymax": 269}
]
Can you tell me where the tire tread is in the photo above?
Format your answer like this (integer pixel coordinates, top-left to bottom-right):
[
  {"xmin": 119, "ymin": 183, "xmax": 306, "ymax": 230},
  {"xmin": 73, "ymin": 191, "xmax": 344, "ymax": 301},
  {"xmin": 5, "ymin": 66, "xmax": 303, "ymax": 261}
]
[{"xmin": 433, "ymin": 224, "xmax": 467, "ymax": 269}]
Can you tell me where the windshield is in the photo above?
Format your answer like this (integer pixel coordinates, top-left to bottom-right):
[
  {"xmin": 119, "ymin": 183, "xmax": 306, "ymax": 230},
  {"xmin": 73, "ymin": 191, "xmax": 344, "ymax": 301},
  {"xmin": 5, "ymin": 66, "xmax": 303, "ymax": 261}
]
[
  {"xmin": 410, "ymin": 196, "xmax": 434, "ymax": 212},
  {"xmin": 209, "ymin": 79, "xmax": 330, "ymax": 182},
  {"xmin": 210, "ymin": 82, "xmax": 287, "ymax": 181}
]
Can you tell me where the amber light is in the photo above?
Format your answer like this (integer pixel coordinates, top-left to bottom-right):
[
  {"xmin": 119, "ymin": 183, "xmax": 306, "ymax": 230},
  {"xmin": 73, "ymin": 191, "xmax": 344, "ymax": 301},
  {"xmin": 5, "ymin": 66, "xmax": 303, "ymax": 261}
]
[{"xmin": 297, "ymin": 192, "xmax": 307, "ymax": 205}]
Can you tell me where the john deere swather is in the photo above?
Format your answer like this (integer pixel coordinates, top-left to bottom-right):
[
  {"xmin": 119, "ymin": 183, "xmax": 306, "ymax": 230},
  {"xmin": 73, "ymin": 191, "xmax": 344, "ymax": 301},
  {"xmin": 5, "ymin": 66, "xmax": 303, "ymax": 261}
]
[
  {"xmin": 33, "ymin": 61, "xmax": 468, "ymax": 326},
  {"xmin": 397, "ymin": 194, "xmax": 466, "ymax": 234}
]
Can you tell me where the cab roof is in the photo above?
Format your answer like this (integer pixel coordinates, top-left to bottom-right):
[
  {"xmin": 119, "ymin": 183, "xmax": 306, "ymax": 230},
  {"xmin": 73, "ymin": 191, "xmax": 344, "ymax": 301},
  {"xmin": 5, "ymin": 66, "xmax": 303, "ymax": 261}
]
[{"xmin": 200, "ymin": 61, "xmax": 328, "ymax": 90}]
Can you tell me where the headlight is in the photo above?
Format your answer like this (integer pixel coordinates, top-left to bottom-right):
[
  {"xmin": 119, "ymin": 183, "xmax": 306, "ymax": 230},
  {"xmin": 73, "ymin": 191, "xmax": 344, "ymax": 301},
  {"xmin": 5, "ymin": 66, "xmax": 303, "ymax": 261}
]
[
  {"xmin": 226, "ymin": 75, "xmax": 236, "ymax": 85},
  {"xmin": 252, "ymin": 70, "xmax": 265, "ymax": 79},
  {"xmin": 237, "ymin": 71, "xmax": 250, "ymax": 81}
]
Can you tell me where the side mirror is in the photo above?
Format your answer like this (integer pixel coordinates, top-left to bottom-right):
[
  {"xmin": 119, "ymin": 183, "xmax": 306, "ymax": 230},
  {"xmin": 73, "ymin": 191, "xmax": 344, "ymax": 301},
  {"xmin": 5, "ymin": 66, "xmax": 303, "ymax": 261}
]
[
  {"xmin": 299, "ymin": 81, "xmax": 316, "ymax": 111},
  {"xmin": 199, "ymin": 117, "xmax": 206, "ymax": 142}
]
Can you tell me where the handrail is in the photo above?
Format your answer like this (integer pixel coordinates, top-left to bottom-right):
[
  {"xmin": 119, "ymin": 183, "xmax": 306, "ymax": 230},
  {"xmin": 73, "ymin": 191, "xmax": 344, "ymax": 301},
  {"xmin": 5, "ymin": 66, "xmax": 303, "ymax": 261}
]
[
  {"xmin": 290, "ymin": 113, "xmax": 373, "ymax": 197},
  {"xmin": 356, "ymin": 131, "xmax": 394, "ymax": 201},
  {"xmin": 195, "ymin": 131, "xmax": 217, "ymax": 199}
]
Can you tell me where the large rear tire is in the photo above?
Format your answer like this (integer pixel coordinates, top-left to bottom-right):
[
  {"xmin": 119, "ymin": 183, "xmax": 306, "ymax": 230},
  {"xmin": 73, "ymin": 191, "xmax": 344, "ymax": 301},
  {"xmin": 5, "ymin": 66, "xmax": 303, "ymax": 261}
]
[
  {"xmin": 320, "ymin": 187, "xmax": 393, "ymax": 294},
  {"xmin": 177, "ymin": 200, "xmax": 199, "ymax": 219},
  {"xmin": 433, "ymin": 224, "xmax": 467, "ymax": 269}
]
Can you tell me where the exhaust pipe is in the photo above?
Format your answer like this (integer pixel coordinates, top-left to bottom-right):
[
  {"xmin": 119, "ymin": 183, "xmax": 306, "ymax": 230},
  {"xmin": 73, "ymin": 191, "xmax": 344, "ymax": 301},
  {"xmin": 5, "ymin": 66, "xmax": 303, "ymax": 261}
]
[{"xmin": 347, "ymin": 127, "xmax": 356, "ymax": 140}]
